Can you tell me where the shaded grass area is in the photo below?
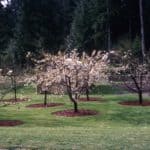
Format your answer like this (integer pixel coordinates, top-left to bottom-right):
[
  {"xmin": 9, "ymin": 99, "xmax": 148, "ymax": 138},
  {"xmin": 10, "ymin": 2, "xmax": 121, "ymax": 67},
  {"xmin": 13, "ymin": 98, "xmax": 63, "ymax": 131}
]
[
  {"xmin": 0, "ymin": 85, "xmax": 150, "ymax": 149},
  {"xmin": 91, "ymin": 84, "xmax": 128, "ymax": 95}
]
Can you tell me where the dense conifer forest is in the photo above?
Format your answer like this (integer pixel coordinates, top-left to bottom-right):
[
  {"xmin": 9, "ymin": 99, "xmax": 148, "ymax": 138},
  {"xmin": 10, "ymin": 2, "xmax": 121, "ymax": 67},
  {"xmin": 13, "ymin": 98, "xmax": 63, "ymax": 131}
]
[{"xmin": 0, "ymin": 0, "xmax": 150, "ymax": 67}]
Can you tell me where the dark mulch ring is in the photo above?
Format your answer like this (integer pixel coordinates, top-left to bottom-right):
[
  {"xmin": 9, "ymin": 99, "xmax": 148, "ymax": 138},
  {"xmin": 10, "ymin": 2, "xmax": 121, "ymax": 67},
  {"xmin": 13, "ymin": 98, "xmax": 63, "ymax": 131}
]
[
  {"xmin": 79, "ymin": 97, "xmax": 104, "ymax": 102},
  {"xmin": 119, "ymin": 101, "xmax": 150, "ymax": 106},
  {"xmin": 0, "ymin": 120, "xmax": 24, "ymax": 127},
  {"xmin": 26, "ymin": 103, "xmax": 64, "ymax": 108},
  {"xmin": 52, "ymin": 109, "xmax": 99, "ymax": 117}
]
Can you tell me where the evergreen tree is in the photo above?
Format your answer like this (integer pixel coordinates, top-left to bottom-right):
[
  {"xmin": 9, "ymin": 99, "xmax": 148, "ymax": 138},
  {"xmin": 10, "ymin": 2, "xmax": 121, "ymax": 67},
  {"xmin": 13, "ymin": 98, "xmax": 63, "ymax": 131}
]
[
  {"xmin": 0, "ymin": 1, "xmax": 13, "ymax": 67},
  {"xmin": 70, "ymin": 0, "xmax": 111, "ymax": 51},
  {"xmin": 0, "ymin": 0, "xmax": 150, "ymax": 67}
]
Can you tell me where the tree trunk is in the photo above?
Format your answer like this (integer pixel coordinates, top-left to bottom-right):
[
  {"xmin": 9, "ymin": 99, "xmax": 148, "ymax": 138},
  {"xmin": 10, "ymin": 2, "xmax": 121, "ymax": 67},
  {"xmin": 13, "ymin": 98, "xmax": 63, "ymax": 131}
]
[
  {"xmin": 44, "ymin": 91, "xmax": 47, "ymax": 106},
  {"xmin": 66, "ymin": 76, "xmax": 79, "ymax": 113},
  {"xmin": 86, "ymin": 88, "xmax": 90, "ymax": 101},
  {"xmin": 128, "ymin": 17, "xmax": 132, "ymax": 41},
  {"xmin": 107, "ymin": 23, "xmax": 111, "ymax": 51},
  {"xmin": 0, "ymin": 55, "xmax": 1, "ymax": 67},
  {"xmin": 139, "ymin": 0, "xmax": 146, "ymax": 60},
  {"xmin": 131, "ymin": 75, "xmax": 143, "ymax": 105},
  {"xmin": 12, "ymin": 76, "xmax": 17, "ymax": 101},
  {"xmin": 73, "ymin": 100, "xmax": 78, "ymax": 113},
  {"xmin": 14, "ymin": 86, "xmax": 17, "ymax": 101},
  {"xmin": 107, "ymin": 0, "xmax": 111, "ymax": 51},
  {"xmin": 138, "ymin": 90, "xmax": 143, "ymax": 105},
  {"xmin": 68, "ymin": 90, "xmax": 78, "ymax": 113}
]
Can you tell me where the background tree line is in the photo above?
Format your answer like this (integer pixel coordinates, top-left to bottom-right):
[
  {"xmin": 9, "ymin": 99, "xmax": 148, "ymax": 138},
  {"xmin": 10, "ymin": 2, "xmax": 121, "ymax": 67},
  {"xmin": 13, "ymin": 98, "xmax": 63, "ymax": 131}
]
[{"xmin": 0, "ymin": 0, "xmax": 150, "ymax": 68}]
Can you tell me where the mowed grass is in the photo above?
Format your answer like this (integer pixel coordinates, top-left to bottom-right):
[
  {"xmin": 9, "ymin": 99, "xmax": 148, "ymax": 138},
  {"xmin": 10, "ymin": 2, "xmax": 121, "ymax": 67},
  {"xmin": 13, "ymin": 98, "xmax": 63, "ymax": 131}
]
[{"xmin": 0, "ymin": 85, "xmax": 150, "ymax": 149}]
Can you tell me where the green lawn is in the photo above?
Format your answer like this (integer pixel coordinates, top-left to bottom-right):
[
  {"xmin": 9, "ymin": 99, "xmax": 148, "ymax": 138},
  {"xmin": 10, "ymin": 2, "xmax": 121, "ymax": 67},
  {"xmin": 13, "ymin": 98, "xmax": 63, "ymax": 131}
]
[{"xmin": 0, "ymin": 85, "xmax": 150, "ymax": 150}]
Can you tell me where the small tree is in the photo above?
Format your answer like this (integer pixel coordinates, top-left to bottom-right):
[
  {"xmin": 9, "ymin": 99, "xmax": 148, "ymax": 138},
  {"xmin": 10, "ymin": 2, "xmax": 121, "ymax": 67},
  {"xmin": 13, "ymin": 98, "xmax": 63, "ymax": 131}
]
[
  {"xmin": 36, "ymin": 73, "xmax": 50, "ymax": 106},
  {"xmin": 35, "ymin": 71, "xmax": 64, "ymax": 106},
  {"xmin": 0, "ymin": 69, "xmax": 18, "ymax": 101},
  {"xmin": 109, "ymin": 50, "xmax": 150, "ymax": 104},
  {"xmin": 80, "ymin": 51, "xmax": 108, "ymax": 100},
  {"xmin": 26, "ymin": 53, "xmax": 64, "ymax": 106},
  {"xmin": 39, "ymin": 51, "xmax": 87, "ymax": 112},
  {"xmin": 32, "ymin": 50, "xmax": 108, "ymax": 112}
]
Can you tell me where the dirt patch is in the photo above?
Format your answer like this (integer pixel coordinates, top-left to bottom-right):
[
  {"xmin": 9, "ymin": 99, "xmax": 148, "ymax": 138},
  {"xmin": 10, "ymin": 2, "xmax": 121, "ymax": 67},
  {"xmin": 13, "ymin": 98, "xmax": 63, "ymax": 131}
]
[
  {"xmin": 26, "ymin": 103, "xmax": 64, "ymax": 108},
  {"xmin": 79, "ymin": 97, "xmax": 104, "ymax": 102},
  {"xmin": 119, "ymin": 101, "xmax": 150, "ymax": 106},
  {"xmin": 52, "ymin": 109, "xmax": 99, "ymax": 117},
  {"xmin": 0, "ymin": 120, "xmax": 23, "ymax": 127}
]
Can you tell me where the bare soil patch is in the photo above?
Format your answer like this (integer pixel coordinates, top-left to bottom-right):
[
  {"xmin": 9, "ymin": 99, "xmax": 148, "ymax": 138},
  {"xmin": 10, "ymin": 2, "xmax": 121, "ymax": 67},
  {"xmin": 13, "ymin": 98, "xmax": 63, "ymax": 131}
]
[
  {"xmin": 52, "ymin": 109, "xmax": 99, "ymax": 117},
  {"xmin": 0, "ymin": 120, "xmax": 23, "ymax": 127},
  {"xmin": 26, "ymin": 103, "xmax": 64, "ymax": 108},
  {"xmin": 79, "ymin": 97, "xmax": 104, "ymax": 102},
  {"xmin": 119, "ymin": 101, "xmax": 150, "ymax": 106}
]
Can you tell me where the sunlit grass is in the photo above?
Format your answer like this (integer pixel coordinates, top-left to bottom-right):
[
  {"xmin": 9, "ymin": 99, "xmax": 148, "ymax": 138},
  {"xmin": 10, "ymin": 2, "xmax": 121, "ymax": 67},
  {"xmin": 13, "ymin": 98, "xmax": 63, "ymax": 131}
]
[{"xmin": 0, "ymin": 85, "xmax": 149, "ymax": 149}]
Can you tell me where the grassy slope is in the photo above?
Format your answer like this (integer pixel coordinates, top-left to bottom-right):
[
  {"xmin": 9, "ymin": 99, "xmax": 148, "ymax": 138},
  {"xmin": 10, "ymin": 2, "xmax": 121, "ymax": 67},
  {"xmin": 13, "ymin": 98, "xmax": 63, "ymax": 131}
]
[{"xmin": 0, "ymin": 85, "xmax": 150, "ymax": 149}]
